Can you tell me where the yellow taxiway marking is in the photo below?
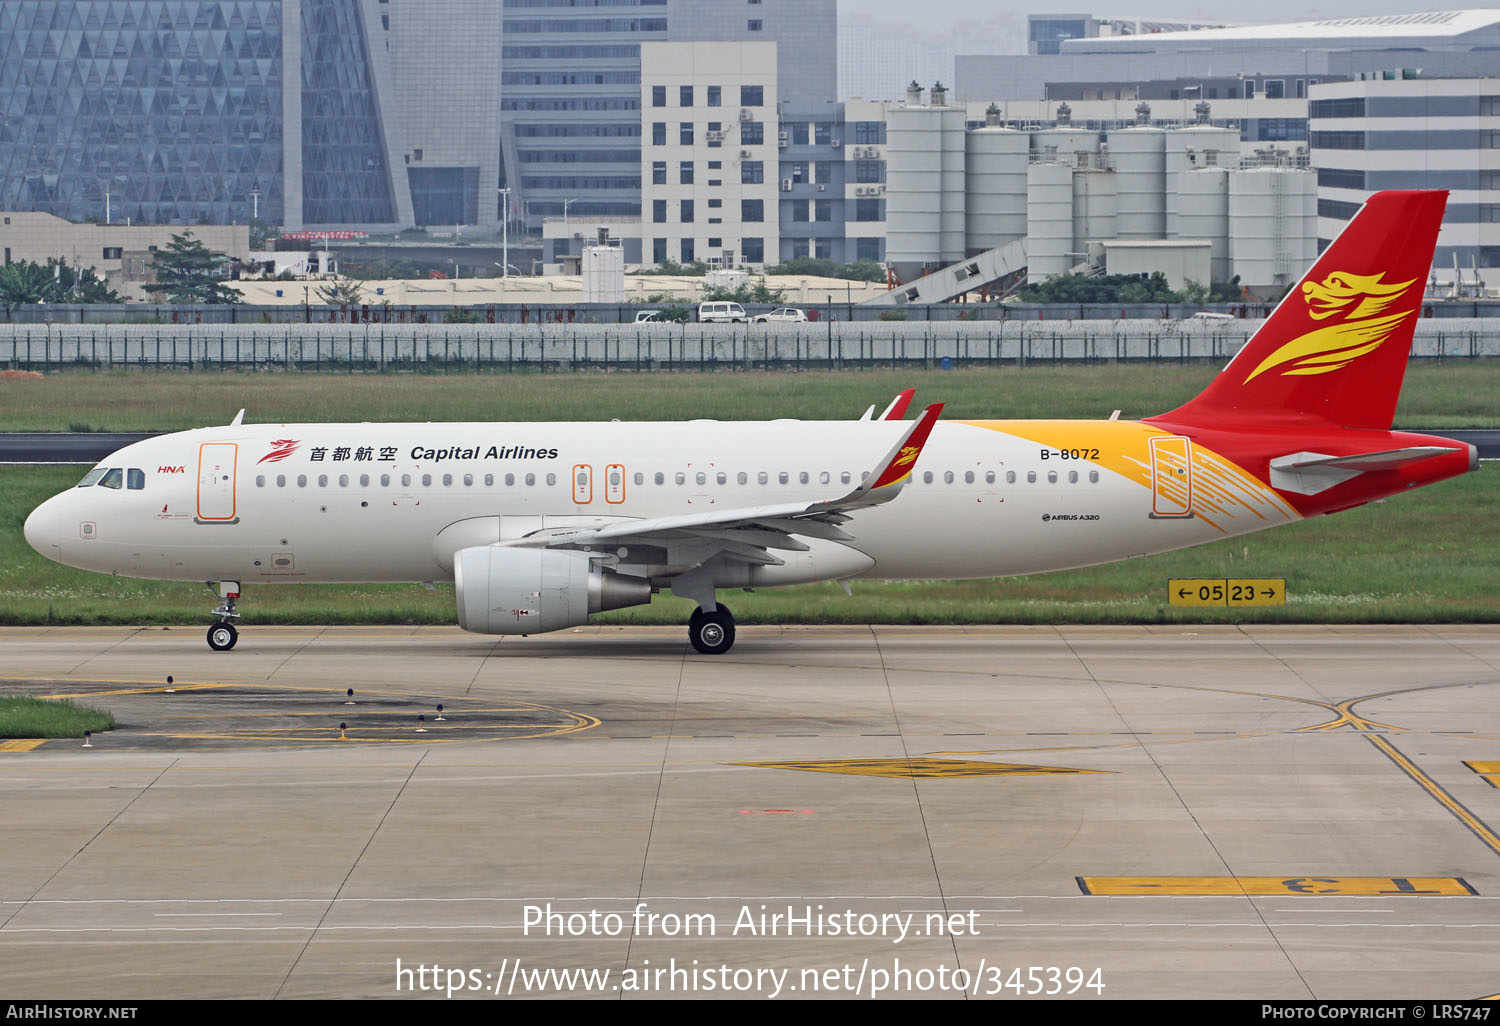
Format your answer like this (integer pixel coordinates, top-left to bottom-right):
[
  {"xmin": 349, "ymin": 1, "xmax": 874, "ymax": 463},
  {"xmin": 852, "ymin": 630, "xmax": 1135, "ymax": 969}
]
[
  {"xmin": 1296, "ymin": 696, "xmax": 1406, "ymax": 733},
  {"xmin": 732, "ymin": 757, "xmax": 1108, "ymax": 779},
  {"xmin": 1466, "ymin": 762, "xmax": 1500, "ymax": 790},
  {"xmin": 0, "ymin": 739, "xmax": 47, "ymax": 753},
  {"xmin": 1078, "ymin": 876, "xmax": 1478, "ymax": 897}
]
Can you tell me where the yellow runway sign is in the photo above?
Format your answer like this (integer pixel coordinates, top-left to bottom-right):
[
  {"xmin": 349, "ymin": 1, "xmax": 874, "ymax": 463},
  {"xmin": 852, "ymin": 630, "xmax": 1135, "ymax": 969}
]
[
  {"xmin": 1078, "ymin": 876, "xmax": 1476, "ymax": 896},
  {"xmin": 1169, "ymin": 578, "xmax": 1286, "ymax": 607}
]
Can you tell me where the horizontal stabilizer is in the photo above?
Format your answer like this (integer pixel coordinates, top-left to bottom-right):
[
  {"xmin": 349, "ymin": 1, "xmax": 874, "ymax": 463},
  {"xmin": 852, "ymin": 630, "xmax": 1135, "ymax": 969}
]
[{"xmin": 1270, "ymin": 446, "xmax": 1455, "ymax": 495}]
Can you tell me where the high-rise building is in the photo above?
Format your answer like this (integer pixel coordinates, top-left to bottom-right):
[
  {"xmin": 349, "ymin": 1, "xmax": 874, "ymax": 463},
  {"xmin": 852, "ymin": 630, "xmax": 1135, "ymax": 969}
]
[{"xmin": 501, "ymin": 0, "xmax": 836, "ymax": 230}]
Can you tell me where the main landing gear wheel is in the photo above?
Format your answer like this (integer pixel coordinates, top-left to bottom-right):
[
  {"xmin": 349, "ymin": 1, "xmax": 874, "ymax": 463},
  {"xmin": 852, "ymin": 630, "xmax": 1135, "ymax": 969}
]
[
  {"xmin": 688, "ymin": 605, "xmax": 736, "ymax": 655},
  {"xmin": 207, "ymin": 622, "xmax": 238, "ymax": 651}
]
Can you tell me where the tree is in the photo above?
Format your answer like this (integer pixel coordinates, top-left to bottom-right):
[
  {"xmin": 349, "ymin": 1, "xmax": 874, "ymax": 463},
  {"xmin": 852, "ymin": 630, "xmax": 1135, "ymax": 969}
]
[
  {"xmin": 0, "ymin": 261, "xmax": 53, "ymax": 318},
  {"xmin": 0, "ymin": 259, "xmax": 122, "ymax": 317},
  {"xmin": 142, "ymin": 230, "xmax": 241, "ymax": 304},
  {"xmin": 316, "ymin": 277, "xmax": 365, "ymax": 306},
  {"xmin": 44, "ymin": 259, "xmax": 122, "ymax": 305},
  {"xmin": 1015, "ymin": 271, "xmax": 1180, "ymax": 304}
]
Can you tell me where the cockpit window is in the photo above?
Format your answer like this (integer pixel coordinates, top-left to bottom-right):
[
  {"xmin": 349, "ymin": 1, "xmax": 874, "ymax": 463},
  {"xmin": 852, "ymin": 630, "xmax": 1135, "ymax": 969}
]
[
  {"xmin": 127, "ymin": 468, "xmax": 145, "ymax": 490},
  {"xmin": 98, "ymin": 468, "xmax": 124, "ymax": 490},
  {"xmin": 76, "ymin": 468, "xmax": 107, "ymax": 488}
]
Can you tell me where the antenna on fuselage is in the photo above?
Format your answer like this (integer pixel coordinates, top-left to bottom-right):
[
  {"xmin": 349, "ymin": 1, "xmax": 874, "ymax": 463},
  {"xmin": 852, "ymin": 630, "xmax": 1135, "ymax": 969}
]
[{"xmin": 229, "ymin": 409, "xmax": 245, "ymax": 427}]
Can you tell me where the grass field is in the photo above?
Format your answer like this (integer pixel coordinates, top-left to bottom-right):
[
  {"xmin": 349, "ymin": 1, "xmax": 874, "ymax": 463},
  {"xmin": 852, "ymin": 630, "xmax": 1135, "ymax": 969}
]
[
  {"xmin": 0, "ymin": 696, "xmax": 114, "ymax": 738},
  {"xmin": 2, "ymin": 363, "xmax": 1495, "ymax": 627},
  {"xmin": 2, "ymin": 360, "xmax": 1499, "ymax": 430}
]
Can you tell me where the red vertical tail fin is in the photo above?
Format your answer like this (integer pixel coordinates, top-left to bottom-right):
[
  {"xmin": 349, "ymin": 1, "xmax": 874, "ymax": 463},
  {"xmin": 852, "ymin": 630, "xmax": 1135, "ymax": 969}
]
[{"xmin": 1157, "ymin": 190, "xmax": 1446, "ymax": 431}]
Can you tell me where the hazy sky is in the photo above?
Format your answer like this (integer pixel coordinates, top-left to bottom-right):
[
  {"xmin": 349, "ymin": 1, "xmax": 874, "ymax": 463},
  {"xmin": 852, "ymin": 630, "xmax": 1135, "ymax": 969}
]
[{"xmin": 837, "ymin": 0, "xmax": 1484, "ymax": 33}]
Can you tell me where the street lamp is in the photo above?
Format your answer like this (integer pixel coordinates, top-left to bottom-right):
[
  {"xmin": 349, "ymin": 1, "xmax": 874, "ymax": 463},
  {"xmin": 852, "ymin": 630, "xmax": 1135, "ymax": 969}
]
[
  {"xmin": 563, "ymin": 197, "xmax": 582, "ymax": 223},
  {"xmin": 497, "ymin": 187, "xmax": 511, "ymax": 277}
]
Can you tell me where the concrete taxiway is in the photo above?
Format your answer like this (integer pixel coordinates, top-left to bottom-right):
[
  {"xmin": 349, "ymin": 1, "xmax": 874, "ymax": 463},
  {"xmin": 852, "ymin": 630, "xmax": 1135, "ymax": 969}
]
[{"xmin": 1, "ymin": 624, "xmax": 1498, "ymax": 1000}]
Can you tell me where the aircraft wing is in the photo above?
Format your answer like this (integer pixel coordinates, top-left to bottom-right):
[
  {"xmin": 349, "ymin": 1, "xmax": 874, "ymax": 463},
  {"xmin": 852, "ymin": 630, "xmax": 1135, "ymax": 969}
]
[{"xmin": 505, "ymin": 403, "xmax": 943, "ymax": 565}]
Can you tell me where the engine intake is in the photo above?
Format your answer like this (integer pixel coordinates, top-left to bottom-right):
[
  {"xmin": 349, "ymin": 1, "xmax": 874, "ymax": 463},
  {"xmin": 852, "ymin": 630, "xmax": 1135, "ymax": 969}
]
[{"xmin": 453, "ymin": 546, "xmax": 651, "ymax": 635}]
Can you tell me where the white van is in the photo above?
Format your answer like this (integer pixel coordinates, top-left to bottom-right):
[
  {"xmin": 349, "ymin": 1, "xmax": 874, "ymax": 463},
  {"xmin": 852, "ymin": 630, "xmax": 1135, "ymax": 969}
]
[{"xmin": 697, "ymin": 301, "xmax": 747, "ymax": 323}]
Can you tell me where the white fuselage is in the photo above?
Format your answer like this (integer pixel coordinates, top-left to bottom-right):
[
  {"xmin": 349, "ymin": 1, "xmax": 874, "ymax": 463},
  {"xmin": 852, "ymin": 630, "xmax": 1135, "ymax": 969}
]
[{"xmin": 24, "ymin": 418, "xmax": 1294, "ymax": 589}]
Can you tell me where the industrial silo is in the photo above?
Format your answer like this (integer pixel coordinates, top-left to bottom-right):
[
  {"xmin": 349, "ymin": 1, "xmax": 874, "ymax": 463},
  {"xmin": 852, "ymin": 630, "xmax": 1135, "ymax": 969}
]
[
  {"xmin": 1170, "ymin": 168, "xmax": 1230, "ymax": 286},
  {"xmin": 1027, "ymin": 161, "xmax": 1075, "ymax": 283},
  {"xmin": 938, "ymin": 101, "xmax": 968, "ymax": 264},
  {"xmin": 1228, "ymin": 167, "xmax": 1318, "ymax": 299},
  {"xmin": 1072, "ymin": 167, "xmax": 1117, "ymax": 254},
  {"xmin": 885, "ymin": 101, "xmax": 946, "ymax": 280},
  {"xmin": 1110, "ymin": 129, "xmax": 1167, "ymax": 240},
  {"xmin": 965, "ymin": 106, "xmax": 1029, "ymax": 256}
]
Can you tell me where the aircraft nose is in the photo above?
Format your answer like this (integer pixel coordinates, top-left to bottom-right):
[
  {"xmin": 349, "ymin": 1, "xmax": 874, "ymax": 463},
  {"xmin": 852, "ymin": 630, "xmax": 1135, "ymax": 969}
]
[{"xmin": 23, "ymin": 495, "xmax": 65, "ymax": 562}]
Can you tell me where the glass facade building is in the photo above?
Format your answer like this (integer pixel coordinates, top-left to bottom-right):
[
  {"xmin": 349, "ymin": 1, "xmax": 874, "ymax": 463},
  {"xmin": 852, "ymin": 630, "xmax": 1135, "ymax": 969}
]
[
  {"xmin": 0, "ymin": 0, "xmax": 288, "ymax": 225},
  {"xmin": 0, "ymin": 0, "xmax": 401, "ymax": 228}
]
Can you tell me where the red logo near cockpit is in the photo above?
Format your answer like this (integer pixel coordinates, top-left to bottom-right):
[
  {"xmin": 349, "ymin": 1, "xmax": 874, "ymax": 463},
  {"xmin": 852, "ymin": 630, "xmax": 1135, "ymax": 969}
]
[{"xmin": 257, "ymin": 439, "xmax": 301, "ymax": 465}]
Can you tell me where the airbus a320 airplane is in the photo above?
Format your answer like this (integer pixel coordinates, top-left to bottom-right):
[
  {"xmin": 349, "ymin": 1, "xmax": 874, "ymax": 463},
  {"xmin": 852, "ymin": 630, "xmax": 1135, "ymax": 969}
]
[{"xmin": 24, "ymin": 191, "xmax": 1478, "ymax": 654}]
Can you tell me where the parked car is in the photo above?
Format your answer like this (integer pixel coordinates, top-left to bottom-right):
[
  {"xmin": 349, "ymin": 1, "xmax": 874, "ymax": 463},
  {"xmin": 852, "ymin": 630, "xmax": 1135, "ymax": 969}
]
[
  {"xmin": 753, "ymin": 307, "xmax": 808, "ymax": 324},
  {"xmin": 634, "ymin": 309, "xmax": 661, "ymax": 322},
  {"xmin": 697, "ymin": 301, "xmax": 747, "ymax": 323}
]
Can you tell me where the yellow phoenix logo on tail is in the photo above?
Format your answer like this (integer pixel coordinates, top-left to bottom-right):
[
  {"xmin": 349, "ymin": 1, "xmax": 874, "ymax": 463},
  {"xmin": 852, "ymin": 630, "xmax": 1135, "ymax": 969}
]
[
  {"xmin": 892, "ymin": 445, "xmax": 921, "ymax": 467},
  {"xmin": 1243, "ymin": 271, "xmax": 1417, "ymax": 383}
]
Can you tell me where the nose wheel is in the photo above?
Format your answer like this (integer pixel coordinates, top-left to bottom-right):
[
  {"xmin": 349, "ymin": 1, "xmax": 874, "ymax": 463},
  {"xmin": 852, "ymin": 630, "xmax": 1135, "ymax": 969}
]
[
  {"xmin": 205, "ymin": 581, "xmax": 241, "ymax": 651},
  {"xmin": 207, "ymin": 622, "xmax": 238, "ymax": 651},
  {"xmin": 688, "ymin": 604, "xmax": 735, "ymax": 655}
]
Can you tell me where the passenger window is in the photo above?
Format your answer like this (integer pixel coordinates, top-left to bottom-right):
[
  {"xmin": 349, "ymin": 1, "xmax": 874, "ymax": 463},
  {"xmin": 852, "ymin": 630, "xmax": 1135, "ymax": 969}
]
[
  {"xmin": 819, "ymin": 471, "xmax": 829, "ymax": 485},
  {"xmin": 841, "ymin": 471, "xmax": 851, "ymax": 484},
  {"xmin": 339, "ymin": 474, "xmax": 350, "ymax": 487},
  {"xmin": 758, "ymin": 472, "xmax": 768, "ymax": 484},
  {"xmin": 546, "ymin": 473, "xmax": 556, "ymax": 486},
  {"xmin": 464, "ymin": 474, "xmax": 474, "ymax": 487},
  {"xmin": 943, "ymin": 471, "xmax": 954, "ymax": 484},
  {"xmin": 526, "ymin": 473, "xmax": 536, "ymax": 486},
  {"xmin": 1006, "ymin": 471, "xmax": 1016, "ymax": 484},
  {"xmin": 421, "ymin": 474, "xmax": 432, "ymax": 486},
  {"xmin": 505, "ymin": 474, "xmax": 515, "ymax": 486},
  {"xmin": 696, "ymin": 472, "xmax": 706, "ymax": 485},
  {"xmin": 716, "ymin": 472, "xmax": 726, "ymax": 485},
  {"xmin": 484, "ymin": 474, "xmax": 494, "ymax": 486},
  {"xmin": 676, "ymin": 472, "xmax": 686, "ymax": 485},
  {"xmin": 319, "ymin": 475, "xmax": 329, "ymax": 487},
  {"xmin": 922, "ymin": 471, "xmax": 932, "ymax": 484},
  {"xmin": 635, "ymin": 472, "xmax": 644, "ymax": 486},
  {"xmin": 442, "ymin": 474, "xmax": 452, "ymax": 486},
  {"xmin": 76, "ymin": 469, "xmax": 107, "ymax": 488},
  {"xmin": 1027, "ymin": 471, "xmax": 1036, "ymax": 483},
  {"xmin": 1047, "ymin": 471, "xmax": 1058, "ymax": 484},
  {"xmin": 255, "ymin": 475, "xmax": 265, "ymax": 488},
  {"xmin": 382, "ymin": 474, "xmax": 392, "ymax": 487},
  {"xmin": 99, "ymin": 468, "xmax": 123, "ymax": 489},
  {"xmin": 402, "ymin": 474, "xmax": 412, "ymax": 487},
  {"xmin": 799, "ymin": 471, "xmax": 809, "ymax": 484},
  {"xmin": 964, "ymin": 471, "xmax": 974, "ymax": 484},
  {"xmin": 737, "ymin": 472, "xmax": 747, "ymax": 485},
  {"xmin": 276, "ymin": 475, "xmax": 286, "ymax": 488},
  {"xmin": 1068, "ymin": 470, "xmax": 1078, "ymax": 484},
  {"xmin": 297, "ymin": 475, "xmax": 307, "ymax": 487},
  {"xmin": 655, "ymin": 472, "xmax": 665, "ymax": 485},
  {"xmin": 985, "ymin": 471, "xmax": 996, "ymax": 484},
  {"xmin": 127, "ymin": 469, "xmax": 145, "ymax": 490},
  {"xmin": 1089, "ymin": 470, "xmax": 1099, "ymax": 483},
  {"xmin": 360, "ymin": 474, "xmax": 371, "ymax": 487},
  {"xmin": 778, "ymin": 472, "xmax": 788, "ymax": 484}
]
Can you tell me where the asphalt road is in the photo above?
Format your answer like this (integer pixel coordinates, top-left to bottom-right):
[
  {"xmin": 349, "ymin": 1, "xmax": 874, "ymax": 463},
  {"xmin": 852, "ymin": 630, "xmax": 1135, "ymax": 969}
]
[{"xmin": 2, "ymin": 429, "xmax": 1497, "ymax": 465}]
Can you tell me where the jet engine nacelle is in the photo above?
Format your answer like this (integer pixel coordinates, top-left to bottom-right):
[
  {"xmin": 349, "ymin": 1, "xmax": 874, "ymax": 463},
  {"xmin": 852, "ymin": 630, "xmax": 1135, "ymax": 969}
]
[{"xmin": 453, "ymin": 546, "xmax": 651, "ymax": 635}]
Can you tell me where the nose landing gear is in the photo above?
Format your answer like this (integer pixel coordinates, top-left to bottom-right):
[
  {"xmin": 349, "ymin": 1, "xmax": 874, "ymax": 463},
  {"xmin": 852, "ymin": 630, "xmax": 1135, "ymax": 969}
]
[{"xmin": 206, "ymin": 581, "xmax": 241, "ymax": 651}]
